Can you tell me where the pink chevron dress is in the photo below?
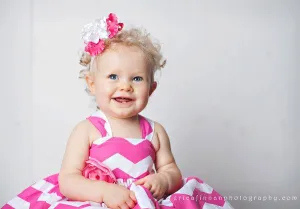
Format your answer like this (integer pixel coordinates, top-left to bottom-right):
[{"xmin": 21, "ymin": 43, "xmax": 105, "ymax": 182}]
[{"xmin": 2, "ymin": 110, "xmax": 234, "ymax": 209}]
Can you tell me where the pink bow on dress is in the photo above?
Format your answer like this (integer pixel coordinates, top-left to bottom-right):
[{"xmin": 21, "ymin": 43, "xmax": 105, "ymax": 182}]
[{"xmin": 82, "ymin": 157, "xmax": 117, "ymax": 183}]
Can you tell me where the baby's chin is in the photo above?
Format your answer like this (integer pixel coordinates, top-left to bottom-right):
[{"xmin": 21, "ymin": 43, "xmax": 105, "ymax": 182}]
[{"xmin": 105, "ymin": 108, "xmax": 142, "ymax": 119}]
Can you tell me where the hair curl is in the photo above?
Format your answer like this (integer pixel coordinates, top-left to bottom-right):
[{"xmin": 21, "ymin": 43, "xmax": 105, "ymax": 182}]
[{"xmin": 79, "ymin": 27, "xmax": 166, "ymax": 82}]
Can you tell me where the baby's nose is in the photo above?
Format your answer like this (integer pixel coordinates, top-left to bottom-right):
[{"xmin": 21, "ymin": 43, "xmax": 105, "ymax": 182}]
[{"xmin": 119, "ymin": 81, "xmax": 133, "ymax": 92}]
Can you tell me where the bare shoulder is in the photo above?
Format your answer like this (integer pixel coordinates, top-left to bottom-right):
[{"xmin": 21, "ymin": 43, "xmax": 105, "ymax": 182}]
[
  {"xmin": 67, "ymin": 120, "xmax": 90, "ymax": 143},
  {"xmin": 154, "ymin": 121, "xmax": 168, "ymax": 136},
  {"xmin": 151, "ymin": 121, "xmax": 170, "ymax": 152},
  {"xmin": 73, "ymin": 119, "xmax": 91, "ymax": 130},
  {"xmin": 68, "ymin": 119, "xmax": 102, "ymax": 146}
]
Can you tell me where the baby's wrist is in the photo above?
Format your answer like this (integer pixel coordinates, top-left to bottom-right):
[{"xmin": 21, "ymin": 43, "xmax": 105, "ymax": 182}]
[
  {"xmin": 95, "ymin": 181, "xmax": 111, "ymax": 202},
  {"xmin": 158, "ymin": 172, "xmax": 169, "ymax": 188}
]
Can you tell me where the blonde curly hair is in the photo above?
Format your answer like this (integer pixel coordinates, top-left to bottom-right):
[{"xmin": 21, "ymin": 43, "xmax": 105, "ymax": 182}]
[{"xmin": 79, "ymin": 28, "xmax": 166, "ymax": 84}]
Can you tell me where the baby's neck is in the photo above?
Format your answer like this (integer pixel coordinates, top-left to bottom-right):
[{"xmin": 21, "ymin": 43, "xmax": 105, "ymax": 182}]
[
  {"xmin": 106, "ymin": 114, "xmax": 142, "ymax": 138},
  {"xmin": 107, "ymin": 114, "xmax": 139, "ymax": 125}
]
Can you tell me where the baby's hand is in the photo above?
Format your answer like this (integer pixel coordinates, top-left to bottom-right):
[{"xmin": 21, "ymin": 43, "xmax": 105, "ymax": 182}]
[
  {"xmin": 103, "ymin": 184, "xmax": 137, "ymax": 209},
  {"xmin": 134, "ymin": 173, "xmax": 169, "ymax": 200}
]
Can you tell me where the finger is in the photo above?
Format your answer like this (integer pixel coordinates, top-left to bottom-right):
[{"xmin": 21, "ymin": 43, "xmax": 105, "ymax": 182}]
[
  {"xmin": 126, "ymin": 198, "xmax": 135, "ymax": 208},
  {"xmin": 153, "ymin": 188, "xmax": 161, "ymax": 199},
  {"xmin": 156, "ymin": 194, "xmax": 163, "ymax": 200},
  {"xmin": 150, "ymin": 185, "xmax": 156, "ymax": 193},
  {"xmin": 120, "ymin": 203, "xmax": 129, "ymax": 209},
  {"xmin": 153, "ymin": 190, "xmax": 159, "ymax": 198},
  {"xmin": 151, "ymin": 183, "xmax": 159, "ymax": 193},
  {"xmin": 144, "ymin": 182, "xmax": 152, "ymax": 191},
  {"xmin": 158, "ymin": 191, "xmax": 167, "ymax": 200},
  {"xmin": 130, "ymin": 191, "xmax": 137, "ymax": 202},
  {"xmin": 134, "ymin": 178, "xmax": 145, "ymax": 185}
]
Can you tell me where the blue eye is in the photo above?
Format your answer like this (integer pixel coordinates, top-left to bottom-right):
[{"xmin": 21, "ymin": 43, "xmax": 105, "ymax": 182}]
[
  {"xmin": 109, "ymin": 74, "xmax": 118, "ymax": 80},
  {"xmin": 133, "ymin": 76, "xmax": 143, "ymax": 82}
]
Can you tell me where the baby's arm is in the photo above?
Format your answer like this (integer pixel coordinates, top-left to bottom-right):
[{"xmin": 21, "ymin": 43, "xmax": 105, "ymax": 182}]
[
  {"xmin": 154, "ymin": 122, "xmax": 183, "ymax": 194},
  {"xmin": 58, "ymin": 120, "xmax": 108, "ymax": 202}
]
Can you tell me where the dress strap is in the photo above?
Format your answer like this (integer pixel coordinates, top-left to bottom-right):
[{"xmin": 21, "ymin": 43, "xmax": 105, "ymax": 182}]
[
  {"xmin": 87, "ymin": 109, "xmax": 112, "ymax": 137},
  {"xmin": 87, "ymin": 116, "xmax": 108, "ymax": 137},
  {"xmin": 139, "ymin": 115, "xmax": 155, "ymax": 141}
]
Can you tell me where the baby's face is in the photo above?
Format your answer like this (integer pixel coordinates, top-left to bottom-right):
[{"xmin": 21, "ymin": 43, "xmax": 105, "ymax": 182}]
[{"xmin": 90, "ymin": 44, "xmax": 156, "ymax": 119}]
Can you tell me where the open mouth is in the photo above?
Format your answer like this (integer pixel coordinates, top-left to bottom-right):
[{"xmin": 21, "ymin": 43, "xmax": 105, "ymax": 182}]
[{"xmin": 113, "ymin": 97, "xmax": 133, "ymax": 103}]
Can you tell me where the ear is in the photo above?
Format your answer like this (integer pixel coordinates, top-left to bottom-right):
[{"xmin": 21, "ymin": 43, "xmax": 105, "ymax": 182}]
[
  {"xmin": 85, "ymin": 74, "xmax": 96, "ymax": 95},
  {"xmin": 149, "ymin": 81, "xmax": 157, "ymax": 96}
]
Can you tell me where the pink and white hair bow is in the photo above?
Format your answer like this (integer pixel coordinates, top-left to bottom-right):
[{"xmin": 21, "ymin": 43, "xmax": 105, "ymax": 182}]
[{"xmin": 81, "ymin": 13, "xmax": 124, "ymax": 56}]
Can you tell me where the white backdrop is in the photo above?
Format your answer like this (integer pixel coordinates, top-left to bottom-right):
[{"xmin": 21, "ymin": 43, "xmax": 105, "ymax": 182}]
[{"xmin": 0, "ymin": 0, "xmax": 299, "ymax": 208}]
